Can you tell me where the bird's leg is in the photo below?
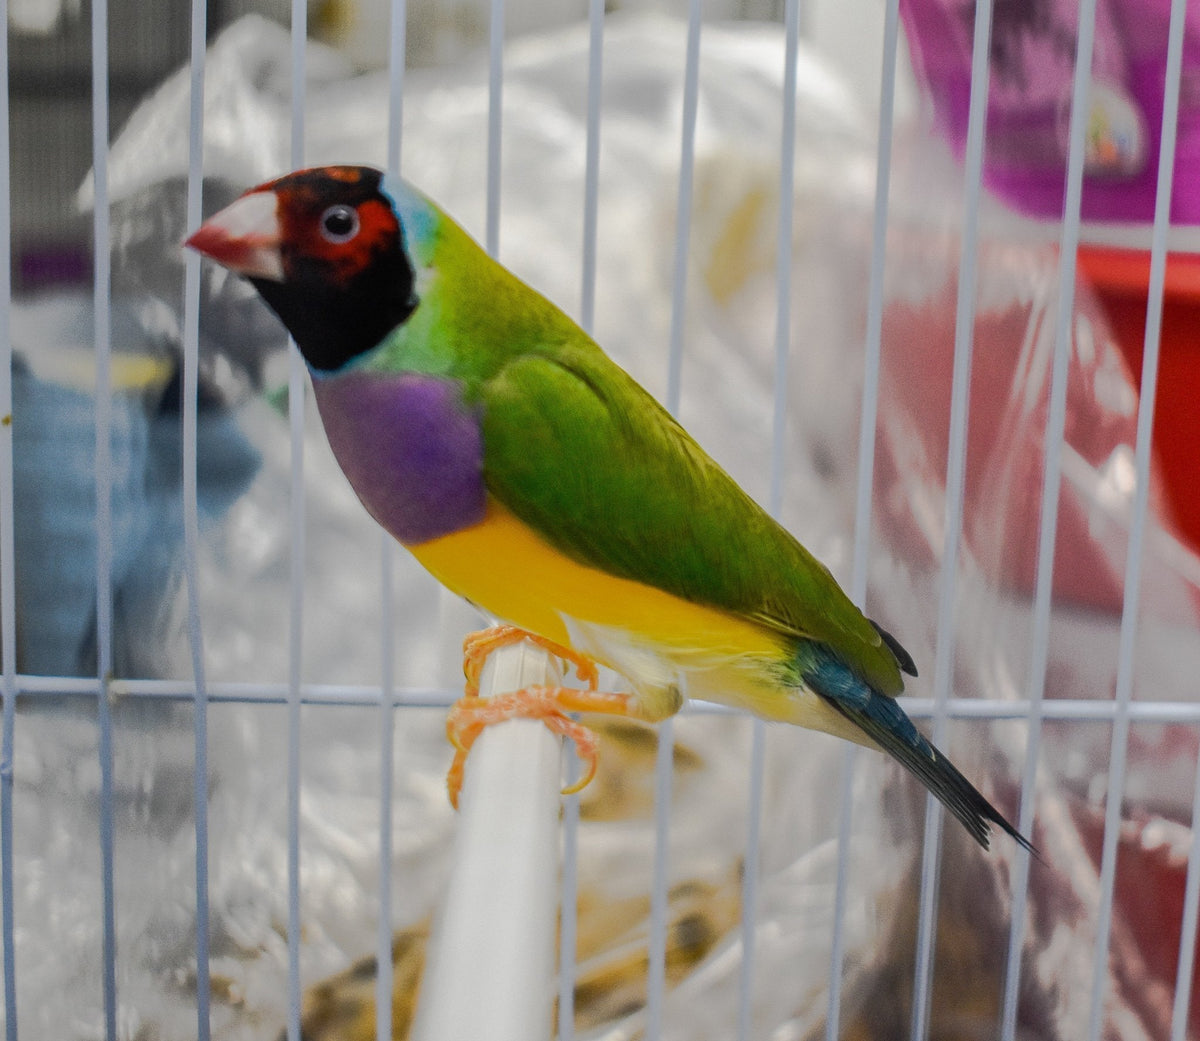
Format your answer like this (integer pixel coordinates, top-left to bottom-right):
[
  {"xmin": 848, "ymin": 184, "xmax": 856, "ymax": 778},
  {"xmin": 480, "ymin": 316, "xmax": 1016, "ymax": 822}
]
[{"xmin": 447, "ymin": 626, "xmax": 639, "ymax": 808}]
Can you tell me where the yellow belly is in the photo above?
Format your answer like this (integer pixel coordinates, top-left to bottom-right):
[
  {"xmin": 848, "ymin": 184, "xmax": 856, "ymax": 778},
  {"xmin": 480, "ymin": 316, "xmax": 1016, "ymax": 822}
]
[
  {"xmin": 411, "ymin": 500, "xmax": 874, "ymax": 735},
  {"xmin": 410, "ymin": 499, "xmax": 785, "ymax": 664}
]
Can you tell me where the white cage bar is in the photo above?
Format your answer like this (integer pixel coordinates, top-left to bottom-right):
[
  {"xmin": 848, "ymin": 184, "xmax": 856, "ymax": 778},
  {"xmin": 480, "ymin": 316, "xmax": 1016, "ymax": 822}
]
[{"xmin": 3, "ymin": 0, "xmax": 1199, "ymax": 1038}]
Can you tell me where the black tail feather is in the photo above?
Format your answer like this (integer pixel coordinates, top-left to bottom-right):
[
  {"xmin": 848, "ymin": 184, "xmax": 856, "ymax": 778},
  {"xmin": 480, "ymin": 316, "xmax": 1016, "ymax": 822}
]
[
  {"xmin": 825, "ymin": 693, "xmax": 1036, "ymax": 855},
  {"xmin": 870, "ymin": 619, "xmax": 918, "ymax": 678}
]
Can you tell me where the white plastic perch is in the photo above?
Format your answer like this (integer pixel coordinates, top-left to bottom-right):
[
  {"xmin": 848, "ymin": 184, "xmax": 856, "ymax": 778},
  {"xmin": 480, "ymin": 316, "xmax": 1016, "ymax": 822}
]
[{"xmin": 411, "ymin": 635, "xmax": 565, "ymax": 1041}]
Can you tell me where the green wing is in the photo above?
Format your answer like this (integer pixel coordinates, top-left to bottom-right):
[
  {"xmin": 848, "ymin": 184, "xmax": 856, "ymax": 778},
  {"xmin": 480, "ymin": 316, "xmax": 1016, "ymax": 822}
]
[{"xmin": 478, "ymin": 341, "xmax": 907, "ymax": 696}]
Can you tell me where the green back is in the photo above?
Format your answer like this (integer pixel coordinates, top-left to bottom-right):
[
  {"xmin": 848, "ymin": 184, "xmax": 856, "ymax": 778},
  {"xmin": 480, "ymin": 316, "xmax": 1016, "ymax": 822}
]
[{"xmin": 366, "ymin": 185, "xmax": 906, "ymax": 697}]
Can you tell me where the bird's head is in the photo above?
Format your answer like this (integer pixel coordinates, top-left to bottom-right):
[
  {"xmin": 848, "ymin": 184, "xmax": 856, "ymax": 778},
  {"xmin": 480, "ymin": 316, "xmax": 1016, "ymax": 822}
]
[{"xmin": 186, "ymin": 165, "xmax": 426, "ymax": 374}]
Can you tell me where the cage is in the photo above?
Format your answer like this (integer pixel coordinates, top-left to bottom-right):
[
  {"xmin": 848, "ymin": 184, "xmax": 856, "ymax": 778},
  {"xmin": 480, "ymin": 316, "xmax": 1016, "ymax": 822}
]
[{"xmin": 2, "ymin": 0, "xmax": 1199, "ymax": 1039}]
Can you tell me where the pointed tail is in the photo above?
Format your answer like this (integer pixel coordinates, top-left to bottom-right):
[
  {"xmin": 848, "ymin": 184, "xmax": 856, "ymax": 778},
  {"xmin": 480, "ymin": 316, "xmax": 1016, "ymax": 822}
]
[{"xmin": 798, "ymin": 644, "xmax": 1034, "ymax": 853}]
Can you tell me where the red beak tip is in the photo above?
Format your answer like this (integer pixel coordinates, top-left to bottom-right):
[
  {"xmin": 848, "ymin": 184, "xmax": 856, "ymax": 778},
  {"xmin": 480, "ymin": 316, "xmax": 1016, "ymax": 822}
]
[{"xmin": 183, "ymin": 224, "xmax": 222, "ymax": 257}]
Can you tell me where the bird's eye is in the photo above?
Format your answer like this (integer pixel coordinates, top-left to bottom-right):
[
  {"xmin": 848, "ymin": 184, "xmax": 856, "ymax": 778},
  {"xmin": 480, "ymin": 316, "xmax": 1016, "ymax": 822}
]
[{"xmin": 319, "ymin": 204, "xmax": 360, "ymax": 244}]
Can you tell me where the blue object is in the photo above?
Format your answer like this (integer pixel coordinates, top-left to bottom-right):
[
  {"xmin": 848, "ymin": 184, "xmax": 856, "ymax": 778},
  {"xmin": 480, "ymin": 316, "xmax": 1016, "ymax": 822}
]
[{"xmin": 11, "ymin": 299, "xmax": 260, "ymax": 678}]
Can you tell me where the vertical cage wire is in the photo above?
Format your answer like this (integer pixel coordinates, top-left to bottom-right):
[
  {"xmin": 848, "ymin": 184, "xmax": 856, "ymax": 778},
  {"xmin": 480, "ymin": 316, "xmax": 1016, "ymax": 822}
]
[
  {"xmin": 0, "ymin": 0, "xmax": 13, "ymax": 1031},
  {"xmin": 285, "ymin": 2, "xmax": 309, "ymax": 1039},
  {"xmin": 558, "ymin": 1, "xmax": 607, "ymax": 1035},
  {"xmin": 909, "ymin": 0, "xmax": 995, "ymax": 1032},
  {"xmin": 374, "ymin": 545, "xmax": 397, "ymax": 1041},
  {"xmin": 485, "ymin": 0, "xmax": 504, "ymax": 259},
  {"xmin": 88, "ymin": 0, "xmax": 119, "ymax": 1034},
  {"xmin": 998, "ymin": 0, "xmax": 1102, "ymax": 1033},
  {"xmin": 375, "ymin": 4, "xmax": 408, "ymax": 1039},
  {"xmin": 577, "ymin": 0, "xmax": 605, "ymax": 336},
  {"xmin": 1174, "ymin": 719, "xmax": 1200, "ymax": 1041},
  {"xmin": 181, "ymin": 0, "xmax": 211, "ymax": 1036},
  {"xmin": 558, "ymin": 740, "xmax": 582, "ymax": 1041},
  {"xmin": 828, "ymin": 0, "xmax": 902, "ymax": 1034},
  {"xmin": 646, "ymin": 2, "xmax": 705, "ymax": 1036},
  {"xmin": 1086, "ymin": 0, "xmax": 1185, "ymax": 1033},
  {"xmin": 738, "ymin": 0, "xmax": 802, "ymax": 1035}
]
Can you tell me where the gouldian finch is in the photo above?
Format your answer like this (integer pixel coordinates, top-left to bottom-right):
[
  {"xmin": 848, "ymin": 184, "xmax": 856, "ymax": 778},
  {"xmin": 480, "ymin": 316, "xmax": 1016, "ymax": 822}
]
[{"xmin": 186, "ymin": 165, "xmax": 1030, "ymax": 851}]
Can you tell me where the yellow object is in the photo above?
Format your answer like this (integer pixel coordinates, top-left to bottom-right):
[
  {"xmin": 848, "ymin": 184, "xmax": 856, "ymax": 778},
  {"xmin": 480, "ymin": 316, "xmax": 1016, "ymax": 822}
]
[{"xmin": 409, "ymin": 498, "xmax": 854, "ymax": 732}]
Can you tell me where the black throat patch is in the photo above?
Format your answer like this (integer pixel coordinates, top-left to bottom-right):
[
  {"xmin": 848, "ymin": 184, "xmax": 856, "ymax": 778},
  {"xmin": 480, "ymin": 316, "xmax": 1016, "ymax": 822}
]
[{"xmin": 251, "ymin": 256, "xmax": 418, "ymax": 373}]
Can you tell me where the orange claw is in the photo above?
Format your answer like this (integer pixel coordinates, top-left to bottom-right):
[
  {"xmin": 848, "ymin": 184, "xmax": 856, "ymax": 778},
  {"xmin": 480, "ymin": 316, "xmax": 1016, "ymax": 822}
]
[
  {"xmin": 462, "ymin": 625, "xmax": 600, "ymax": 697},
  {"xmin": 444, "ymin": 686, "xmax": 604, "ymax": 809},
  {"xmin": 448, "ymin": 628, "xmax": 637, "ymax": 809}
]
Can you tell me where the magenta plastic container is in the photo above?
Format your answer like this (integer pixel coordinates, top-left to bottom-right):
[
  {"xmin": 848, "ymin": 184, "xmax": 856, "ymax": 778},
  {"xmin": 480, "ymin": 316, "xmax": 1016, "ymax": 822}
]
[{"xmin": 900, "ymin": 0, "xmax": 1200, "ymax": 225}]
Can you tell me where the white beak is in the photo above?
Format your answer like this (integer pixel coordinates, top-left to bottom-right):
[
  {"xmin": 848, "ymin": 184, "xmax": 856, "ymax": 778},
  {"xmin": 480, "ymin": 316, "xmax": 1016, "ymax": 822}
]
[{"xmin": 184, "ymin": 190, "xmax": 285, "ymax": 282}]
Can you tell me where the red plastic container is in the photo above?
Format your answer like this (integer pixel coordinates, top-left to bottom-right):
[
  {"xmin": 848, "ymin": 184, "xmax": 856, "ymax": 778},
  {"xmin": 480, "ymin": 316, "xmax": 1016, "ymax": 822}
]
[
  {"xmin": 1077, "ymin": 245, "xmax": 1200, "ymax": 554},
  {"xmin": 872, "ymin": 228, "xmax": 1187, "ymax": 614}
]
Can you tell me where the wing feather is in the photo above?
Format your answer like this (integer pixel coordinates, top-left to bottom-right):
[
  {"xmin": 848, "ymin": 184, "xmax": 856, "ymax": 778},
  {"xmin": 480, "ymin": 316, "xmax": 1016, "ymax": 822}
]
[{"xmin": 478, "ymin": 344, "xmax": 907, "ymax": 696}]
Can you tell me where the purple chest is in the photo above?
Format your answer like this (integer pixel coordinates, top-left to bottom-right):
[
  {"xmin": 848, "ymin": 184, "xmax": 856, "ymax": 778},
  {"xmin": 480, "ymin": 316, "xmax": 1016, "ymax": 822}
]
[{"xmin": 312, "ymin": 371, "xmax": 486, "ymax": 545}]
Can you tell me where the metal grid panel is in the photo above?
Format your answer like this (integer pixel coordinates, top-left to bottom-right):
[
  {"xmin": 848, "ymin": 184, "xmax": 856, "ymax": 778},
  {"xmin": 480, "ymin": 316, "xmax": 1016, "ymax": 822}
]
[{"xmin": 2, "ymin": 0, "xmax": 1198, "ymax": 1039}]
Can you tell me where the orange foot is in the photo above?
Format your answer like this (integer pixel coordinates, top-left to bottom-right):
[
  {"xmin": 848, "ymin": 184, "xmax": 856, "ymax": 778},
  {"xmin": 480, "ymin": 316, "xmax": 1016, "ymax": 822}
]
[
  {"xmin": 461, "ymin": 624, "xmax": 600, "ymax": 697},
  {"xmin": 446, "ymin": 626, "xmax": 638, "ymax": 809}
]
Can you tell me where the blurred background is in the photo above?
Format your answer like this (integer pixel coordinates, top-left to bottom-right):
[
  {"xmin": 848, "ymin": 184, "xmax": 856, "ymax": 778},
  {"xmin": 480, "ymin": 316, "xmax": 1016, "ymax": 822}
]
[{"xmin": 8, "ymin": 0, "xmax": 894, "ymax": 288}]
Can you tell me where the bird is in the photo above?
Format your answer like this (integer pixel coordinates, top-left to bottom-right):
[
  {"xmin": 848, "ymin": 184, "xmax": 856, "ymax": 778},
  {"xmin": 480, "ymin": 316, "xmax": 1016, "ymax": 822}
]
[{"xmin": 186, "ymin": 164, "xmax": 1031, "ymax": 852}]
